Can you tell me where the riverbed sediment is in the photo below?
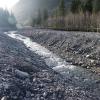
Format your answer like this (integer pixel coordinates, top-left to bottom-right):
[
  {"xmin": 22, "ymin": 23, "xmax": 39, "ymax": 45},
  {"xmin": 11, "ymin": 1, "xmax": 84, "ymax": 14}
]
[
  {"xmin": 4, "ymin": 30, "xmax": 100, "ymax": 100},
  {"xmin": 18, "ymin": 29, "xmax": 100, "ymax": 74}
]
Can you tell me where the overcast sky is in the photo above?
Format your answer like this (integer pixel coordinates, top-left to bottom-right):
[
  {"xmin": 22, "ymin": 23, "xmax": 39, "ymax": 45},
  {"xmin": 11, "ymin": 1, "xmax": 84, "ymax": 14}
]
[{"xmin": 0, "ymin": 0, "xmax": 19, "ymax": 9}]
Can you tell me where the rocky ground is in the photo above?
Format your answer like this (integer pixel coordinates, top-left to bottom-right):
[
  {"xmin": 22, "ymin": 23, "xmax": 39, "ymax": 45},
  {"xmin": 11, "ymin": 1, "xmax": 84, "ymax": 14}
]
[
  {"xmin": 0, "ymin": 31, "xmax": 65, "ymax": 100},
  {"xmin": 0, "ymin": 30, "xmax": 100, "ymax": 100},
  {"xmin": 19, "ymin": 29, "xmax": 100, "ymax": 74}
]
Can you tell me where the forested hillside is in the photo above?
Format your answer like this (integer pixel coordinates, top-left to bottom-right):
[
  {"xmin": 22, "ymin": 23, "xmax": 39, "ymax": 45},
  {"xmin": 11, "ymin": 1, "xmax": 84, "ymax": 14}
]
[
  {"xmin": 12, "ymin": 0, "xmax": 71, "ymax": 25},
  {"xmin": 13, "ymin": 0, "xmax": 100, "ymax": 32}
]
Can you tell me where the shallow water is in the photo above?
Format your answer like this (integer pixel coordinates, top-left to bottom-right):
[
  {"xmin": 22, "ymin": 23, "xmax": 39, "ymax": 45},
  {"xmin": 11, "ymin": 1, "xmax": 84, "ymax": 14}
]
[{"xmin": 5, "ymin": 31, "xmax": 100, "ymax": 87}]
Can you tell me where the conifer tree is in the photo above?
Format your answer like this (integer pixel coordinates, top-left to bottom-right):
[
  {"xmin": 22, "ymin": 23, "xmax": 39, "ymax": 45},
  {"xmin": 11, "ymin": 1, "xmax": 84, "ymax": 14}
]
[
  {"xmin": 42, "ymin": 9, "xmax": 48, "ymax": 26},
  {"xmin": 71, "ymin": 0, "xmax": 81, "ymax": 13},
  {"xmin": 94, "ymin": 0, "xmax": 100, "ymax": 13},
  {"xmin": 43, "ymin": 9, "xmax": 48, "ymax": 21},
  {"xmin": 84, "ymin": 0, "xmax": 93, "ymax": 14},
  {"xmin": 59, "ymin": 0, "xmax": 65, "ymax": 16},
  {"xmin": 58, "ymin": 0, "xmax": 66, "ymax": 28},
  {"xmin": 37, "ymin": 9, "xmax": 42, "ymax": 25},
  {"xmin": 0, "ymin": 8, "xmax": 16, "ymax": 27}
]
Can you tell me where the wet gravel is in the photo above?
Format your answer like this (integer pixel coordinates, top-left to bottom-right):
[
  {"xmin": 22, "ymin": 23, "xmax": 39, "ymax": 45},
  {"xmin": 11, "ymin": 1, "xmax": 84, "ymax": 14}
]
[{"xmin": 0, "ymin": 30, "xmax": 100, "ymax": 100}]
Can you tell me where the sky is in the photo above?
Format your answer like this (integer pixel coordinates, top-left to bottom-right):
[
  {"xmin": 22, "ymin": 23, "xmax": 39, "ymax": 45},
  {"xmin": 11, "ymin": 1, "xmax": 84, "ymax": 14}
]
[{"xmin": 0, "ymin": 0, "xmax": 19, "ymax": 9}]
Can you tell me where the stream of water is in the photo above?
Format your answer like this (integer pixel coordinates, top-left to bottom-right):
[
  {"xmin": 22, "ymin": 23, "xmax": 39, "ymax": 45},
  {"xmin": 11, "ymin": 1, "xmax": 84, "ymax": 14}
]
[{"xmin": 5, "ymin": 31, "xmax": 100, "ymax": 87}]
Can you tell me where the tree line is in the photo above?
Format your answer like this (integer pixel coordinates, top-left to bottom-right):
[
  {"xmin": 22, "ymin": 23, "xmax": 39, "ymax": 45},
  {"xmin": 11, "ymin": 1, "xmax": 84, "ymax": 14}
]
[
  {"xmin": 32, "ymin": 0, "xmax": 100, "ymax": 32},
  {"xmin": 0, "ymin": 8, "xmax": 16, "ymax": 28},
  {"xmin": 71, "ymin": 0, "xmax": 100, "ymax": 14}
]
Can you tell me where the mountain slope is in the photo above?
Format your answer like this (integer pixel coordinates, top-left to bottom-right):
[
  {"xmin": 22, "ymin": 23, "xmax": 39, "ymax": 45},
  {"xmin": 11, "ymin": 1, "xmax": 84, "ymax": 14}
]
[{"xmin": 12, "ymin": 0, "xmax": 72, "ymax": 25}]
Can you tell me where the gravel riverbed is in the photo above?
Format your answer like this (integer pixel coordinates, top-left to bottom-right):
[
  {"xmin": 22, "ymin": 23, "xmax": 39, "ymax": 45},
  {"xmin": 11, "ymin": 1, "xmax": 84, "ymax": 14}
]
[
  {"xmin": 0, "ymin": 30, "xmax": 100, "ymax": 100},
  {"xmin": 19, "ymin": 29, "xmax": 100, "ymax": 74}
]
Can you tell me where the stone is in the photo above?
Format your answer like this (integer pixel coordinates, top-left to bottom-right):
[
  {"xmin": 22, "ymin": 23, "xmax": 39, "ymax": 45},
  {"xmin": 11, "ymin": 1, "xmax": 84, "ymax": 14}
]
[
  {"xmin": 1, "ymin": 96, "xmax": 7, "ymax": 100},
  {"xmin": 15, "ymin": 69, "xmax": 29, "ymax": 79}
]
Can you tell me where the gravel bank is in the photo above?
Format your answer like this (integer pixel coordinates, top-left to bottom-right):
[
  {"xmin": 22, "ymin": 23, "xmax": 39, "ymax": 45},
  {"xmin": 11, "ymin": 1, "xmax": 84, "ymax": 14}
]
[
  {"xmin": 19, "ymin": 29, "xmax": 100, "ymax": 74},
  {"xmin": 0, "ymin": 31, "xmax": 66, "ymax": 99},
  {"xmin": 1, "ymin": 30, "xmax": 100, "ymax": 99}
]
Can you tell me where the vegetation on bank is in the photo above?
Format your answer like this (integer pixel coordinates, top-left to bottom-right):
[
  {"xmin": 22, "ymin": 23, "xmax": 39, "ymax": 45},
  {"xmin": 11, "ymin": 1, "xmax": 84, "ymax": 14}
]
[
  {"xmin": 32, "ymin": 0, "xmax": 100, "ymax": 32},
  {"xmin": 0, "ymin": 8, "xmax": 17, "ymax": 28}
]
